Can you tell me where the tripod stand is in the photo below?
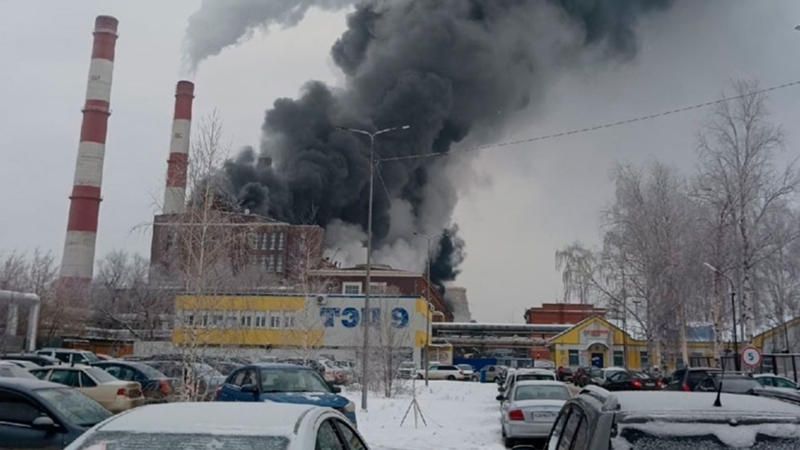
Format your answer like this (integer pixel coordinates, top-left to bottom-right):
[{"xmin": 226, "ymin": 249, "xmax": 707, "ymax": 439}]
[{"xmin": 400, "ymin": 376, "xmax": 428, "ymax": 428}]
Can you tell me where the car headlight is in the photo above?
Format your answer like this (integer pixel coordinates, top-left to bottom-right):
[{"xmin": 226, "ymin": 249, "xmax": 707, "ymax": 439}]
[{"xmin": 345, "ymin": 401, "xmax": 356, "ymax": 412}]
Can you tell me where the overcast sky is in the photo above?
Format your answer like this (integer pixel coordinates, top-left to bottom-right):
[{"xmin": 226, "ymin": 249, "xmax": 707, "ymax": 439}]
[{"xmin": 2, "ymin": 1, "xmax": 800, "ymax": 323}]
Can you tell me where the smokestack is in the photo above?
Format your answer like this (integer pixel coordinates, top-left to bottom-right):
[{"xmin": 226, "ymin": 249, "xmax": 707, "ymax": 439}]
[
  {"xmin": 163, "ymin": 80, "xmax": 195, "ymax": 214},
  {"xmin": 59, "ymin": 15, "xmax": 119, "ymax": 290}
]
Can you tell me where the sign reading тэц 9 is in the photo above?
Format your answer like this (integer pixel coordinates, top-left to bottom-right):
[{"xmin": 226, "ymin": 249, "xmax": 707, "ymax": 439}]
[{"xmin": 319, "ymin": 307, "xmax": 409, "ymax": 328}]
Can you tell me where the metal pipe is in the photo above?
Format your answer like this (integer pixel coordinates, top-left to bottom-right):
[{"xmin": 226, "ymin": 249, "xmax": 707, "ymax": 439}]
[{"xmin": 0, "ymin": 290, "xmax": 41, "ymax": 351}]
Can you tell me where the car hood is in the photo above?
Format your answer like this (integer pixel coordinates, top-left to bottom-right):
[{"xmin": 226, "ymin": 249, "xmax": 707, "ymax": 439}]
[{"xmin": 260, "ymin": 391, "xmax": 350, "ymax": 408}]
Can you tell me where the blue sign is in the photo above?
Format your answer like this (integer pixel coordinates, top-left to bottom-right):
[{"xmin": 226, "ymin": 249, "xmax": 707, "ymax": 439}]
[{"xmin": 320, "ymin": 307, "xmax": 409, "ymax": 328}]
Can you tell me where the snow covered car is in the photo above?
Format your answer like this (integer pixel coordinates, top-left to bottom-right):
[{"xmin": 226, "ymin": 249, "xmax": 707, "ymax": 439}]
[
  {"xmin": 497, "ymin": 380, "xmax": 571, "ymax": 447},
  {"xmin": 498, "ymin": 368, "xmax": 558, "ymax": 399},
  {"xmin": 753, "ymin": 373, "xmax": 799, "ymax": 391},
  {"xmin": 547, "ymin": 385, "xmax": 800, "ymax": 449},
  {"xmin": 64, "ymin": 402, "xmax": 370, "ymax": 450},
  {"xmin": 0, "ymin": 361, "xmax": 37, "ymax": 379},
  {"xmin": 215, "ymin": 363, "xmax": 357, "ymax": 426}
]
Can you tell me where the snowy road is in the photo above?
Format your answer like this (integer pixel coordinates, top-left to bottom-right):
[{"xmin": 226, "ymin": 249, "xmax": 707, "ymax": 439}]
[{"xmin": 345, "ymin": 381, "xmax": 506, "ymax": 450}]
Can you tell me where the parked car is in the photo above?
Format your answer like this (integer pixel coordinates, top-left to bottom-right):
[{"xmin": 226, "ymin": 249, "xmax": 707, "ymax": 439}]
[
  {"xmin": 601, "ymin": 370, "xmax": 660, "ymax": 391},
  {"xmin": 0, "ymin": 378, "xmax": 112, "ymax": 449},
  {"xmin": 581, "ymin": 367, "xmax": 626, "ymax": 387},
  {"xmin": 481, "ymin": 365, "xmax": 503, "ymax": 383},
  {"xmin": 556, "ymin": 366, "xmax": 573, "ymax": 382},
  {"xmin": 694, "ymin": 373, "xmax": 762, "ymax": 394},
  {"xmin": 1, "ymin": 353, "xmax": 61, "ymax": 367},
  {"xmin": 215, "ymin": 363, "xmax": 357, "ymax": 426},
  {"xmin": 1, "ymin": 360, "xmax": 40, "ymax": 370},
  {"xmin": 664, "ymin": 366, "xmax": 721, "ymax": 391},
  {"xmin": 499, "ymin": 368, "xmax": 558, "ymax": 398},
  {"xmin": 64, "ymin": 401, "xmax": 369, "ymax": 450},
  {"xmin": 457, "ymin": 364, "xmax": 478, "ymax": 381},
  {"xmin": 29, "ymin": 365, "xmax": 144, "ymax": 413},
  {"xmin": 137, "ymin": 359, "xmax": 225, "ymax": 401},
  {"xmin": 0, "ymin": 361, "xmax": 37, "ymax": 379},
  {"xmin": 416, "ymin": 364, "xmax": 466, "ymax": 381},
  {"xmin": 397, "ymin": 361, "xmax": 417, "ymax": 379},
  {"xmin": 546, "ymin": 386, "xmax": 800, "ymax": 449},
  {"xmin": 35, "ymin": 349, "xmax": 99, "ymax": 365},
  {"xmin": 497, "ymin": 380, "xmax": 571, "ymax": 448},
  {"xmin": 93, "ymin": 360, "xmax": 177, "ymax": 403},
  {"xmin": 753, "ymin": 373, "xmax": 799, "ymax": 391}
]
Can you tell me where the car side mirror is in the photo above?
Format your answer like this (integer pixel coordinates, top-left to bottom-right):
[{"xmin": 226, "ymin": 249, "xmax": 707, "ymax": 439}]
[
  {"xmin": 331, "ymin": 385, "xmax": 342, "ymax": 394},
  {"xmin": 241, "ymin": 383, "xmax": 260, "ymax": 400},
  {"xmin": 31, "ymin": 416, "xmax": 57, "ymax": 431},
  {"xmin": 496, "ymin": 395, "xmax": 505, "ymax": 401}
]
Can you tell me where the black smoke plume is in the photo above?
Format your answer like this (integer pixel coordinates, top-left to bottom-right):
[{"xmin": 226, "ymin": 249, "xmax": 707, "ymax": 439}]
[
  {"xmin": 430, "ymin": 226, "xmax": 466, "ymax": 300},
  {"xmin": 191, "ymin": 0, "xmax": 674, "ymax": 284}
]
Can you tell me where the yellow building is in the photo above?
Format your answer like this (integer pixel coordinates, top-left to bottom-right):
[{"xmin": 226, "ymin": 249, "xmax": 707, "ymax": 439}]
[{"xmin": 548, "ymin": 315, "xmax": 716, "ymax": 370}]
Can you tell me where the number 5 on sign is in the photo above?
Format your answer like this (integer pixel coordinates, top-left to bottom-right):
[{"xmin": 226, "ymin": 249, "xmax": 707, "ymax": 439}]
[{"xmin": 741, "ymin": 346, "xmax": 762, "ymax": 368}]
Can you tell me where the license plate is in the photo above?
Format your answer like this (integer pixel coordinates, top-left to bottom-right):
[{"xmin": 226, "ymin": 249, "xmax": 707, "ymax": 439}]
[
  {"xmin": 644, "ymin": 383, "xmax": 654, "ymax": 387},
  {"xmin": 532, "ymin": 412, "xmax": 557, "ymax": 421}
]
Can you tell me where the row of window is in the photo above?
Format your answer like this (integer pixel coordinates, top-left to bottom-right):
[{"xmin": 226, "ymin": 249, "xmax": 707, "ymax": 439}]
[
  {"xmin": 566, "ymin": 349, "xmax": 645, "ymax": 367},
  {"xmin": 249, "ymin": 253, "xmax": 284, "ymax": 273},
  {"xmin": 342, "ymin": 282, "xmax": 387, "ymax": 295},
  {"xmin": 252, "ymin": 232, "xmax": 286, "ymax": 251},
  {"xmin": 182, "ymin": 310, "xmax": 296, "ymax": 329}
]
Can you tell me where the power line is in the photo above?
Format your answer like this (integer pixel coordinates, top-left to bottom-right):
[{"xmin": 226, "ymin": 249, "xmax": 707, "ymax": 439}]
[{"xmin": 380, "ymin": 79, "xmax": 800, "ymax": 163}]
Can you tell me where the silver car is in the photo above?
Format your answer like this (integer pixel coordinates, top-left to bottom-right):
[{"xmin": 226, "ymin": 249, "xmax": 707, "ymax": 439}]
[{"xmin": 498, "ymin": 380, "xmax": 571, "ymax": 448}]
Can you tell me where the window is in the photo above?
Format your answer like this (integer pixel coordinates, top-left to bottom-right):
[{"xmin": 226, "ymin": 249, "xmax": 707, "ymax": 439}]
[
  {"xmin": 343, "ymin": 282, "xmax": 362, "ymax": 295},
  {"xmin": 260, "ymin": 233, "xmax": 268, "ymax": 250},
  {"xmin": 568, "ymin": 350, "xmax": 579, "ymax": 366},
  {"xmin": 0, "ymin": 391, "xmax": 45, "ymax": 426},
  {"xmin": 251, "ymin": 234, "xmax": 259, "ymax": 250},
  {"xmin": 270, "ymin": 314, "xmax": 281, "ymax": 328},
  {"xmin": 103, "ymin": 365, "xmax": 121, "ymax": 378},
  {"xmin": 613, "ymin": 350, "xmax": 624, "ymax": 367},
  {"xmin": 185, "ymin": 313, "xmax": 195, "ymax": 326},
  {"xmin": 213, "ymin": 314, "xmax": 224, "ymax": 327},
  {"xmin": 227, "ymin": 312, "xmax": 239, "ymax": 327},
  {"xmin": 335, "ymin": 420, "xmax": 367, "ymax": 450},
  {"xmin": 276, "ymin": 255, "xmax": 284, "ymax": 274},
  {"xmin": 640, "ymin": 351, "xmax": 650, "ymax": 368},
  {"xmin": 200, "ymin": 314, "xmax": 209, "ymax": 327},
  {"xmin": 547, "ymin": 409, "xmax": 571, "ymax": 450},
  {"xmin": 268, "ymin": 254, "xmax": 276, "ymax": 273},
  {"xmin": 50, "ymin": 370, "xmax": 80, "ymax": 387},
  {"xmin": 369, "ymin": 282, "xmax": 386, "ymax": 293},
  {"xmin": 260, "ymin": 254, "xmax": 268, "ymax": 267},
  {"xmin": 80, "ymin": 372, "xmax": 97, "ymax": 387},
  {"xmin": 284, "ymin": 312, "xmax": 295, "ymax": 329},
  {"xmin": 316, "ymin": 420, "xmax": 347, "ymax": 450},
  {"xmin": 557, "ymin": 407, "xmax": 584, "ymax": 450},
  {"xmin": 241, "ymin": 313, "xmax": 252, "ymax": 327},
  {"xmin": 270, "ymin": 233, "xmax": 277, "ymax": 250},
  {"xmin": 278, "ymin": 232, "xmax": 285, "ymax": 250},
  {"xmin": 255, "ymin": 312, "xmax": 267, "ymax": 328}
]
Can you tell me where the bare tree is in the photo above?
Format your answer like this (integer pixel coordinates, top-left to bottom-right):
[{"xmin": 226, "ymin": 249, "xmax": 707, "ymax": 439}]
[
  {"xmin": 697, "ymin": 79, "xmax": 800, "ymax": 341},
  {"xmin": 0, "ymin": 250, "xmax": 60, "ymax": 346}
]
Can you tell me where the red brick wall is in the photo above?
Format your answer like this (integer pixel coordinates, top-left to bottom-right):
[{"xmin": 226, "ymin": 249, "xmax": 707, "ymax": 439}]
[{"xmin": 526, "ymin": 303, "xmax": 606, "ymax": 325}]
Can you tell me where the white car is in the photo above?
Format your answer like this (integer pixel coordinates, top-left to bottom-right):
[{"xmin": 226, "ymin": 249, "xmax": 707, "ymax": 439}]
[
  {"xmin": 0, "ymin": 361, "xmax": 37, "ymax": 379},
  {"xmin": 499, "ymin": 368, "xmax": 557, "ymax": 399},
  {"xmin": 498, "ymin": 380, "xmax": 571, "ymax": 447},
  {"xmin": 753, "ymin": 373, "xmax": 799, "ymax": 391},
  {"xmin": 416, "ymin": 364, "xmax": 466, "ymax": 381},
  {"xmin": 65, "ymin": 401, "xmax": 370, "ymax": 450},
  {"xmin": 457, "ymin": 364, "xmax": 478, "ymax": 381}
]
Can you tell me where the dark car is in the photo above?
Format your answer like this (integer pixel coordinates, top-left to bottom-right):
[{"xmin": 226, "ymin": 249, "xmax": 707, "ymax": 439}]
[
  {"xmin": 137, "ymin": 359, "xmax": 225, "ymax": 401},
  {"xmin": 215, "ymin": 363, "xmax": 357, "ymax": 426},
  {"xmin": 0, "ymin": 353, "xmax": 61, "ymax": 367},
  {"xmin": 602, "ymin": 370, "xmax": 660, "ymax": 391},
  {"xmin": 557, "ymin": 366, "xmax": 574, "ymax": 382},
  {"xmin": 0, "ymin": 378, "xmax": 111, "ymax": 449},
  {"xmin": 664, "ymin": 366, "xmax": 721, "ymax": 391},
  {"xmin": 694, "ymin": 373, "xmax": 762, "ymax": 394},
  {"xmin": 93, "ymin": 361, "xmax": 177, "ymax": 403},
  {"xmin": 546, "ymin": 385, "xmax": 800, "ymax": 449}
]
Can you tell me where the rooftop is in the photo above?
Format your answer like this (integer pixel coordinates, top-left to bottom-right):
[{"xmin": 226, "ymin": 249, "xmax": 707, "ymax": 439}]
[{"xmin": 98, "ymin": 402, "xmax": 315, "ymax": 435}]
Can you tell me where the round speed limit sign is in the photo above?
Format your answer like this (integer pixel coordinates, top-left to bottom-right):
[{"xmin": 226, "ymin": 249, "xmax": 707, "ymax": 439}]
[{"xmin": 741, "ymin": 346, "xmax": 762, "ymax": 367}]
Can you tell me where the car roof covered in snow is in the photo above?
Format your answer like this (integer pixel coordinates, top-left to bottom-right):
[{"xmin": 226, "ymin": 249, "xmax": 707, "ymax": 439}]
[
  {"xmin": 515, "ymin": 380, "xmax": 569, "ymax": 387},
  {"xmin": 97, "ymin": 402, "xmax": 318, "ymax": 435},
  {"xmin": 609, "ymin": 391, "xmax": 800, "ymax": 417},
  {"xmin": 250, "ymin": 362, "xmax": 314, "ymax": 370},
  {"xmin": 516, "ymin": 368, "xmax": 555, "ymax": 374},
  {"xmin": 0, "ymin": 377, "xmax": 66, "ymax": 390}
]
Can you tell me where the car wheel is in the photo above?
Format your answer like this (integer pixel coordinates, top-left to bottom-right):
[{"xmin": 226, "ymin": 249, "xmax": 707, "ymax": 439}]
[
  {"xmin": 447, "ymin": 375, "xmax": 456, "ymax": 381},
  {"xmin": 417, "ymin": 374, "xmax": 424, "ymax": 380}
]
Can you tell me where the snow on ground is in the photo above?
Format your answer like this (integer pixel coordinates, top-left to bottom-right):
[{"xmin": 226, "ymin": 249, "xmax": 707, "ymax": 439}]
[{"xmin": 344, "ymin": 381, "xmax": 506, "ymax": 450}]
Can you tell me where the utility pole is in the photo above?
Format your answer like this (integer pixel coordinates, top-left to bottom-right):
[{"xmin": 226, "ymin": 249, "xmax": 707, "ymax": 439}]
[
  {"xmin": 704, "ymin": 263, "xmax": 741, "ymax": 371},
  {"xmin": 334, "ymin": 124, "xmax": 410, "ymax": 411}
]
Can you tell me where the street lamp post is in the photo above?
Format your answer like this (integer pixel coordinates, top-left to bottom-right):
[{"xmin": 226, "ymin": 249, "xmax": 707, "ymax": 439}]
[
  {"xmin": 703, "ymin": 262, "xmax": 740, "ymax": 371},
  {"xmin": 413, "ymin": 231, "xmax": 443, "ymax": 387},
  {"xmin": 334, "ymin": 124, "xmax": 410, "ymax": 411}
]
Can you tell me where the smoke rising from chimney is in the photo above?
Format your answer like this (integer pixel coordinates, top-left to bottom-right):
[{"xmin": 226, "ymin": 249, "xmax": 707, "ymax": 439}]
[{"xmin": 186, "ymin": 0, "xmax": 674, "ymax": 289}]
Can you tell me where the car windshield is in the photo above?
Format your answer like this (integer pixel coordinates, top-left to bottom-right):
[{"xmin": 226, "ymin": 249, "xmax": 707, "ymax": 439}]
[
  {"xmin": 458, "ymin": 365, "xmax": 473, "ymax": 371},
  {"xmin": 514, "ymin": 385, "xmax": 570, "ymax": 401},
  {"xmin": 37, "ymin": 387, "xmax": 111, "ymax": 427},
  {"xmin": 77, "ymin": 432, "xmax": 290, "ymax": 450},
  {"xmin": 260, "ymin": 368, "xmax": 332, "ymax": 393},
  {"xmin": 590, "ymin": 368, "xmax": 603, "ymax": 378},
  {"xmin": 614, "ymin": 426, "xmax": 800, "ymax": 449},
  {"xmin": 82, "ymin": 352, "xmax": 100, "ymax": 363},
  {"xmin": 86, "ymin": 367, "xmax": 119, "ymax": 383}
]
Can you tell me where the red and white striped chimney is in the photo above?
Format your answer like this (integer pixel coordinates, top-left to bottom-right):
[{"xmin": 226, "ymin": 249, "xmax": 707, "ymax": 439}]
[
  {"xmin": 59, "ymin": 15, "xmax": 119, "ymax": 290},
  {"xmin": 163, "ymin": 80, "xmax": 195, "ymax": 214}
]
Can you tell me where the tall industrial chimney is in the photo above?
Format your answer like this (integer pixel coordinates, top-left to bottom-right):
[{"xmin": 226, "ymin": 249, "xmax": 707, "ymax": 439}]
[
  {"xmin": 59, "ymin": 15, "xmax": 119, "ymax": 291},
  {"xmin": 163, "ymin": 81, "xmax": 195, "ymax": 214}
]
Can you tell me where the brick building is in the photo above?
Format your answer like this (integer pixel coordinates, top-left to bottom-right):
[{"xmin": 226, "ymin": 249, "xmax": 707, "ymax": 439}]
[{"xmin": 523, "ymin": 303, "xmax": 607, "ymax": 361}]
